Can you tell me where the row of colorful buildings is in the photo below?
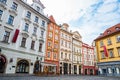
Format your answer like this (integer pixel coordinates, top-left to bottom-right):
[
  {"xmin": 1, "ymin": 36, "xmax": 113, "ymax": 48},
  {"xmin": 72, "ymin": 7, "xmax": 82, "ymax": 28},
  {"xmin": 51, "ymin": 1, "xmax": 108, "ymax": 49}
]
[{"xmin": 0, "ymin": 0, "xmax": 97, "ymax": 75}]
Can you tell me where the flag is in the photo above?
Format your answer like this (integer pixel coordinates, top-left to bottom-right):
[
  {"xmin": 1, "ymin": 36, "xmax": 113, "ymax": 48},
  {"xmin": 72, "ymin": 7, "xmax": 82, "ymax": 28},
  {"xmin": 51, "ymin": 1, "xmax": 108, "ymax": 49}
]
[
  {"xmin": 103, "ymin": 45, "xmax": 108, "ymax": 57},
  {"xmin": 12, "ymin": 29, "xmax": 19, "ymax": 43}
]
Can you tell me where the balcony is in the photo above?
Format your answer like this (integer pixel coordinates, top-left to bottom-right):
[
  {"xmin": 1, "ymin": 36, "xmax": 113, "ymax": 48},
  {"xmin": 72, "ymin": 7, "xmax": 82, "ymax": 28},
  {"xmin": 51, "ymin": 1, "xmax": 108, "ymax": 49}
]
[
  {"xmin": 39, "ymin": 37, "xmax": 44, "ymax": 43},
  {"xmin": 48, "ymin": 37, "xmax": 52, "ymax": 41},
  {"xmin": 40, "ymin": 26, "xmax": 45, "ymax": 31},
  {"xmin": 9, "ymin": 7, "xmax": 18, "ymax": 16},
  {"xmin": 33, "ymin": 22, "xmax": 39, "ymax": 27},
  {"xmin": 53, "ymin": 48, "xmax": 58, "ymax": 52},
  {"xmin": 5, "ymin": 23, "xmax": 14, "ymax": 30},
  {"xmin": 24, "ymin": 16, "xmax": 31, "ymax": 24},
  {"xmin": 0, "ymin": 1, "xmax": 7, "ymax": 10},
  {"xmin": 21, "ymin": 30, "xmax": 29, "ymax": 38},
  {"xmin": 54, "ymin": 40, "xmax": 59, "ymax": 43}
]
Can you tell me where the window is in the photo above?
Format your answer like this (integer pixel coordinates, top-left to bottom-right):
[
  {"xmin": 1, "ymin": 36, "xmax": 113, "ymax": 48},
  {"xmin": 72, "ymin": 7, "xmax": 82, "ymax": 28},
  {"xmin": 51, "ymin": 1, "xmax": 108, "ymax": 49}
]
[
  {"xmin": 116, "ymin": 27, "xmax": 120, "ymax": 30},
  {"xmin": 54, "ymin": 44, "xmax": 58, "ymax": 49},
  {"xmin": 36, "ymin": 6, "xmax": 40, "ymax": 11},
  {"xmin": 33, "ymin": 27, "xmax": 37, "ymax": 35},
  {"xmin": 48, "ymin": 42, "xmax": 51, "ymax": 47},
  {"xmin": 0, "ymin": 0, "xmax": 7, "ymax": 4},
  {"xmin": 69, "ymin": 43, "xmax": 71, "ymax": 48},
  {"xmin": 39, "ymin": 43, "xmax": 42, "ymax": 52},
  {"xmin": 47, "ymin": 52, "xmax": 50, "ymax": 58},
  {"xmin": 41, "ymin": 31, "xmax": 44, "ymax": 38},
  {"xmin": 61, "ymin": 40, "xmax": 63, "ymax": 46},
  {"xmin": 116, "ymin": 35, "xmax": 120, "ymax": 42},
  {"xmin": 69, "ymin": 54, "xmax": 71, "ymax": 60},
  {"xmin": 8, "ymin": 15, "xmax": 14, "ymax": 25},
  {"xmin": 107, "ymin": 38, "xmax": 112, "ymax": 45},
  {"xmin": 11, "ymin": 2, "xmax": 18, "ymax": 10},
  {"xmin": 31, "ymin": 41, "xmax": 35, "ymax": 50},
  {"xmin": 65, "ymin": 53, "xmax": 67, "ymax": 58},
  {"xmin": 100, "ymin": 41, "xmax": 104, "ymax": 47},
  {"xmin": 50, "ymin": 26, "xmax": 53, "ymax": 30},
  {"xmin": 65, "ymin": 35, "xmax": 67, "ymax": 39},
  {"xmin": 61, "ymin": 52, "xmax": 63, "ymax": 59},
  {"xmin": 41, "ymin": 20, "xmax": 45, "ymax": 27},
  {"xmin": 35, "ymin": 16, "xmax": 38, "ymax": 23},
  {"xmin": 65, "ymin": 41, "xmax": 67, "ymax": 47},
  {"xmin": 24, "ymin": 23, "xmax": 29, "ymax": 32},
  {"xmin": 109, "ymin": 49, "xmax": 114, "ymax": 58},
  {"xmin": 54, "ymin": 53, "xmax": 56, "ymax": 59},
  {"xmin": 21, "ymin": 37, "xmax": 26, "ymax": 47},
  {"xmin": 3, "ymin": 31, "xmax": 10, "ymax": 43},
  {"xmin": 62, "ymin": 33, "xmax": 64, "ymax": 37},
  {"xmin": 118, "ymin": 48, "xmax": 120, "ymax": 56},
  {"xmin": 49, "ymin": 32, "xmax": 52, "ymax": 38},
  {"xmin": 101, "ymin": 51, "xmax": 105, "ymax": 59},
  {"xmin": 55, "ymin": 29, "xmax": 58, "ymax": 33},
  {"xmin": 0, "ymin": 10, "xmax": 3, "ymax": 20},
  {"xmin": 55, "ymin": 35, "xmax": 58, "ymax": 40},
  {"xmin": 26, "ymin": 11, "xmax": 31, "ymax": 19}
]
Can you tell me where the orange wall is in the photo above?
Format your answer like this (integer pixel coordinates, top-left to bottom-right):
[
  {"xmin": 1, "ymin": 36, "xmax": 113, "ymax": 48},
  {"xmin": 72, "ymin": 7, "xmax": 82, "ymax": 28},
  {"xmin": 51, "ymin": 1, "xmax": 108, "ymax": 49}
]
[{"xmin": 45, "ymin": 22, "xmax": 60, "ymax": 72}]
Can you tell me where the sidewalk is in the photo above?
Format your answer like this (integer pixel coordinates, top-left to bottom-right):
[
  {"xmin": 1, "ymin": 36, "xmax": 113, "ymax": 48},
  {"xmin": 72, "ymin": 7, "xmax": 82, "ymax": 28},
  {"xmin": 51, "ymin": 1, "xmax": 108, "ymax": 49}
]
[{"xmin": 0, "ymin": 74, "xmax": 34, "ymax": 77}]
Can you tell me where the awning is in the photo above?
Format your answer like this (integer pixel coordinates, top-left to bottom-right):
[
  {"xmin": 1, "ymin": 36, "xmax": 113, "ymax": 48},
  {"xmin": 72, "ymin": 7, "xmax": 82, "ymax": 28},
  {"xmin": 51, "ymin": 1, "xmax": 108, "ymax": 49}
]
[{"xmin": 41, "ymin": 62, "xmax": 56, "ymax": 67}]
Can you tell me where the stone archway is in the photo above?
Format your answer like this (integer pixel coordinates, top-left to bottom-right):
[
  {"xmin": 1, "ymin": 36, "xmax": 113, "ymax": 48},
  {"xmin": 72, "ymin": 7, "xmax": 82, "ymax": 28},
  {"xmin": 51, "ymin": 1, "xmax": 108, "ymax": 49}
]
[
  {"xmin": 0, "ymin": 55, "xmax": 6, "ymax": 73},
  {"xmin": 16, "ymin": 59, "xmax": 29, "ymax": 73}
]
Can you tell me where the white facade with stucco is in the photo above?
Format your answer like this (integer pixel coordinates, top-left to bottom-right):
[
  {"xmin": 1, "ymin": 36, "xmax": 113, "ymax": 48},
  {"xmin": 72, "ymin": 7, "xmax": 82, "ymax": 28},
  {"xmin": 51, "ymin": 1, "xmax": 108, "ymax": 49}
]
[{"xmin": 0, "ymin": 0, "xmax": 49, "ymax": 74}]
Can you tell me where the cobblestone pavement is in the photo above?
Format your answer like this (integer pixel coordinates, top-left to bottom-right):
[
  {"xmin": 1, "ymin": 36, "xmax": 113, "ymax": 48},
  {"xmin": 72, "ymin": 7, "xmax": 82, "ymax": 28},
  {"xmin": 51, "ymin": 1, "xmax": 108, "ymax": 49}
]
[{"xmin": 0, "ymin": 75, "xmax": 120, "ymax": 80}]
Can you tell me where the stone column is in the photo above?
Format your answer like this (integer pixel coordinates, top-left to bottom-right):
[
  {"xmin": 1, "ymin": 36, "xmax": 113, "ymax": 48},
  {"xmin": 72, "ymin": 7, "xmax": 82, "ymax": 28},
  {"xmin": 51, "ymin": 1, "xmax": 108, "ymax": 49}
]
[
  {"xmin": 68, "ymin": 63, "xmax": 69, "ymax": 74},
  {"xmin": 62, "ymin": 62, "xmax": 64, "ymax": 74},
  {"xmin": 77, "ymin": 65, "xmax": 79, "ymax": 74}
]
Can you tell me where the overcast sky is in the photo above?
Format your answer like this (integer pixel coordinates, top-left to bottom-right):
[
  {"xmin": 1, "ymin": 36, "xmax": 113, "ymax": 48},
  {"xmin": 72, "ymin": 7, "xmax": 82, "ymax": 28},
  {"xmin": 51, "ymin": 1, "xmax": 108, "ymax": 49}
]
[{"xmin": 28, "ymin": 0, "xmax": 120, "ymax": 45}]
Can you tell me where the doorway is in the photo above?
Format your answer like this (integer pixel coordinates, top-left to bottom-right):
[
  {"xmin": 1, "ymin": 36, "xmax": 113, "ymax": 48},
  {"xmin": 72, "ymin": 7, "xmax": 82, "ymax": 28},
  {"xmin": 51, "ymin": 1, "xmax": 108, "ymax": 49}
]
[{"xmin": 0, "ymin": 55, "xmax": 6, "ymax": 73}]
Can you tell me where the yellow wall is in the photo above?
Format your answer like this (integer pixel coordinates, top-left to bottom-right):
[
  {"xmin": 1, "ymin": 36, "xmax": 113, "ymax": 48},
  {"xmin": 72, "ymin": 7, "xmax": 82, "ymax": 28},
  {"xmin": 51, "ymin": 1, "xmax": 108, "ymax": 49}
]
[{"xmin": 96, "ymin": 33, "xmax": 120, "ymax": 63}]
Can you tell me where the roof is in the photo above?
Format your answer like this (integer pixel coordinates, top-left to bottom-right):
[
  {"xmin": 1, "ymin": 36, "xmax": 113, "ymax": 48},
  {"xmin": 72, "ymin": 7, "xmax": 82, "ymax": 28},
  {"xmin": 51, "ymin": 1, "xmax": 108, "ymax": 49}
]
[
  {"xmin": 49, "ymin": 15, "xmax": 56, "ymax": 23},
  {"xmin": 95, "ymin": 23, "xmax": 120, "ymax": 41},
  {"xmin": 33, "ymin": 0, "xmax": 45, "ymax": 9}
]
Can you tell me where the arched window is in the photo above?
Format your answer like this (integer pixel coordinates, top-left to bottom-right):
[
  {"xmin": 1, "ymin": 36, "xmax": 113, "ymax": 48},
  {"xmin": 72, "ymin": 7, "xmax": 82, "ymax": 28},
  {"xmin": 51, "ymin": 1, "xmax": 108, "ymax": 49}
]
[
  {"xmin": 16, "ymin": 60, "xmax": 29, "ymax": 73},
  {"xmin": 0, "ymin": 55, "xmax": 6, "ymax": 73}
]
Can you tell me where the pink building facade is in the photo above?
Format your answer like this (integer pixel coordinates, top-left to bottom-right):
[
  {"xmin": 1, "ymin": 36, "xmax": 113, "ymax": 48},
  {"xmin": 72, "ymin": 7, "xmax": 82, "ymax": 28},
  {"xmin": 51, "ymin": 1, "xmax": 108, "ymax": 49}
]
[{"xmin": 82, "ymin": 43, "xmax": 96, "ymax": 75}]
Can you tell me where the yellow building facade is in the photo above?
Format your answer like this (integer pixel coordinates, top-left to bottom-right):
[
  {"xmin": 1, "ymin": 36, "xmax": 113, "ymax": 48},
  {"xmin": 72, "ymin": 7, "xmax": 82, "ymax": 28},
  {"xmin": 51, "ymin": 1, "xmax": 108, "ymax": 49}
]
[{"xmin": 95, "ymin": 23, "xmax": 120, "ymax": 76}]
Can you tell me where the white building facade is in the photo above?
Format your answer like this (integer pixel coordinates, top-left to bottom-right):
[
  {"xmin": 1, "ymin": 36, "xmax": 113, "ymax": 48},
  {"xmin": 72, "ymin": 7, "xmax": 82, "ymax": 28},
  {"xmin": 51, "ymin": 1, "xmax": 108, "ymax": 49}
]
[
  {"xmin": 72, "ymin": 31, "xmax": 82, "ymax": 74},
  {"xmin": 59, "ymin": 23, "xmax": 73, "ymax": 74},
  {"xmin": 0, "ymin": 0, "xmax": 49, "ymax": 74}
]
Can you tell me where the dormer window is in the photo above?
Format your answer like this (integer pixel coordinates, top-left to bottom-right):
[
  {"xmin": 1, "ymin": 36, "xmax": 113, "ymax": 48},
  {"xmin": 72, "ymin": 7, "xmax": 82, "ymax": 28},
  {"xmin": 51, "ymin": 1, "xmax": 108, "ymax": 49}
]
[
  {"xmin": 0, "ymin": 0, "xmax": 7, "ymax": 4},
  {"xmin": 36, "ymin": 6, "xmax": 40, "ymax": 12},
  {"xmin": 116, "ymin": 27, "xmax": 120, "ymax": 30},
  {"xmin": 11, "ymin": 2, "xmax": 18, "ymax": 11},
  {"xmin": 107, "ymin": 30, "xmax": 111, "ymax": 34}
]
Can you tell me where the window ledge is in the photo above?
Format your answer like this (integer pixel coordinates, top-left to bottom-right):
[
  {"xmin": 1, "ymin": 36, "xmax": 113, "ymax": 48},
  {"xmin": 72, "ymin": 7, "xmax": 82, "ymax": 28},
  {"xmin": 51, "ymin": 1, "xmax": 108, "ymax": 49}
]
[
  {"xmin": 20, "ymin": 46, "xmax": 26, "ymax": 48},
  {"xmin": 6, "ymin": 22, "xmax": 14, "ymax": 27},
  {"xmin": 1, "ymin": 41, "xmax": 10, "ymax": 44}
]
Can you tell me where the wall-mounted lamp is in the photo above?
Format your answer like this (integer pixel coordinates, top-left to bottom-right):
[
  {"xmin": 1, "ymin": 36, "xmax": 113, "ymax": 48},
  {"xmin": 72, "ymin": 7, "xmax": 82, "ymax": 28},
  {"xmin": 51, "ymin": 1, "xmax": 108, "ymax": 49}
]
[{"xmin": 9, "ymin": 58, "xmax": 13, "ymax": 63}]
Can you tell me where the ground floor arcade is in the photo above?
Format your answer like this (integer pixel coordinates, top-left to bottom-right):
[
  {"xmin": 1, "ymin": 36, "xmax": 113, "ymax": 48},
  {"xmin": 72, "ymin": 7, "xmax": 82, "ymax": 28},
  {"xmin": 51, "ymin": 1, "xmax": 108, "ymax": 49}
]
[
  {"xmin": 98, "ymin": 61, "xmax": 120, "ymax": 77},
  {"xmin": 0, "ymin": 48, "xmax": 44, "ymax": 74},
  {"xmin": 82, "ymin": 66, "xmax": 96, "ymax": 75}
]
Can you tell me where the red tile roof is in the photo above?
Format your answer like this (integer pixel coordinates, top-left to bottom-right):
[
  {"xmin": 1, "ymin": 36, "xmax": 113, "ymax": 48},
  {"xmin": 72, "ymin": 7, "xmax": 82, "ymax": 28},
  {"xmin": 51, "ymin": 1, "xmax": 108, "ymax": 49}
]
[
  {"xmin": 95, "ymin": 23, "xmax": 120, "ymax": 40},
  {"xmin": 49, "ymin": 15, "xmax": 56, "ymax": 23}
]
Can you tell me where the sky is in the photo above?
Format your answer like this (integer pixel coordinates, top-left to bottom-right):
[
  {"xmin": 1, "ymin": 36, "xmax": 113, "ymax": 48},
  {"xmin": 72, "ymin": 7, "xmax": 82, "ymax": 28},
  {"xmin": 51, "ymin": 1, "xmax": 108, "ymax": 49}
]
[{"xmin": 27, "ymin": 0, "xmax": 120, "ymax": 45}]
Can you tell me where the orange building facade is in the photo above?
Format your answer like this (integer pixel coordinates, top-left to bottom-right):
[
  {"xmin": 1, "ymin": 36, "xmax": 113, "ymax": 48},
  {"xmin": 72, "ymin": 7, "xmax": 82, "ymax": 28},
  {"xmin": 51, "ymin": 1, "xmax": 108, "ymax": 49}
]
[{"xmin": 44, "ymin": 15, "xmax": 60, "ymax": 74}]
